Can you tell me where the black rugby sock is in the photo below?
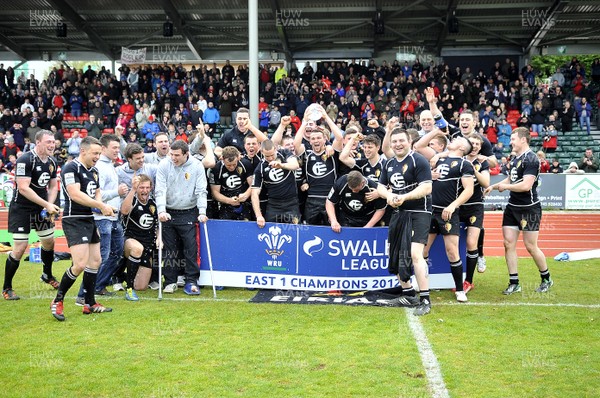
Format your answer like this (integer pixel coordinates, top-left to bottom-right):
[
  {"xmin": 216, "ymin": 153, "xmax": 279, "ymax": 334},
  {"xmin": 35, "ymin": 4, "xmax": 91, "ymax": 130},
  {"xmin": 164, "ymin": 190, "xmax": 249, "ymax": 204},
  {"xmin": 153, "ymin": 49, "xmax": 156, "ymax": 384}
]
[
  {"xmin": 41, "ymin": 247, "xmax": 55, "ymax": 279},
  {"xmin": 3, "ymin": 253, "xmax": 20, "ymax": 290}
]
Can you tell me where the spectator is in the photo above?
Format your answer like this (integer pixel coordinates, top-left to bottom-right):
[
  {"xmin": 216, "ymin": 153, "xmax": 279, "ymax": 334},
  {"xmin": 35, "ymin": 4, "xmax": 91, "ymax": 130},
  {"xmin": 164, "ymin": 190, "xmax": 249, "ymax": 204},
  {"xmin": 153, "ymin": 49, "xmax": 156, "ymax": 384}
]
[
  {"xmin": 560, "ymin": 100, "xmax": 575, "ymax": 132},
  {"xmin": 66, "ymin": 130, "xmax": 82, "ymax": 156},
  {"xmin": 9, "ymin": 122, "xmax": 26, "ymax": 150},
  {"xmin": 536, "ymin": 150, "xmax": 550, "ymax": 173},
  {"xmin": 53, "ymin": 138, "xmax": 68, "ymax": 166},
  {"xmin": 203, "ymin": 101, "xmax": 220, "ymax": 130},
  {"xmin": 141, "ymin": 115, "xmax": 160, "ymax": 141},
  {"xmin": 541, "ymin": 124, "xmax": 558, "ymax": 153},
  {"xmin": 119, "ymin": 98, "xmax": 135, "ymax": 123},
  {"xmin": 579, "ymin": 148, "xmax": 599, "ymax": 173},
  {"xmin": 484, "ymin": 119, "xmax": 498, "ymax": 144},
  {"xmin": 530, "ymin": 101, "xmax": 546, "ymax": 135},
  {"xmin": 564, "ymin": 162, "xmax": 584, "ymax": 174},
  {"xmin": 84, "ymin": 114, "xmax": 104, "ymax": 139},
  {"xmin": 143, "ymin": 139, "xmax": 156, "ymax": 153},
  {"xmin": 549, "ymin": 158, "xmax": 563, "ymax": 174},
  {"xmin": 26, "ymin": 119, "xmax": 41, "ymax": 142},
  {"xmin": 497, "ymin": 119, "xmax": 512, "ymax": 147},
  {"xmin": 492, "ymin": 142, "xmax": 505, "ymax": 160},
  {"xmin": 575, "ymin": 97, "xmax": 592, "ymax": 135},
  {"xmin": 69, "ymin": 89, "xmax": 83, "ymax": 117}
]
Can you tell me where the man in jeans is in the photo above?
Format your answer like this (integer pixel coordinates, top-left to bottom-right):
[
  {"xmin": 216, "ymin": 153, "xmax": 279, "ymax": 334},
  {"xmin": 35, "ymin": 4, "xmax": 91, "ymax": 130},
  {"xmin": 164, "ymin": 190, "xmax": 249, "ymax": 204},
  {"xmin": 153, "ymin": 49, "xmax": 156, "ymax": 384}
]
[{"xmin": 76, "ymin": 134, "xmax": 128, "ymax": 304}]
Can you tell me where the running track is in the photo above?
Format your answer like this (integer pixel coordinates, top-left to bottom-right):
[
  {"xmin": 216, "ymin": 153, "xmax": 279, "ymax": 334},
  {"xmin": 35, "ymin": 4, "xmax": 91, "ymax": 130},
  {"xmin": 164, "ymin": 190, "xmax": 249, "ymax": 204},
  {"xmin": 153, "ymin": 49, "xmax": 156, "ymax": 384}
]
[{"xmin": 1, "ymin": 210, "xmax": 599, "ymax": 258}]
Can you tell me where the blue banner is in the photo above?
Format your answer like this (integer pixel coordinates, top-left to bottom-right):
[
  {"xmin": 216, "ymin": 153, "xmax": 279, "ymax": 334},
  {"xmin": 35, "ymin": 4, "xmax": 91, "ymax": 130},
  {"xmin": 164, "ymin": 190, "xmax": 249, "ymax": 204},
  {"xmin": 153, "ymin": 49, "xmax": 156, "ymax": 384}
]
[{"xmin": 198, "ymin": 220, "xmax": 466, "ymax": 290}]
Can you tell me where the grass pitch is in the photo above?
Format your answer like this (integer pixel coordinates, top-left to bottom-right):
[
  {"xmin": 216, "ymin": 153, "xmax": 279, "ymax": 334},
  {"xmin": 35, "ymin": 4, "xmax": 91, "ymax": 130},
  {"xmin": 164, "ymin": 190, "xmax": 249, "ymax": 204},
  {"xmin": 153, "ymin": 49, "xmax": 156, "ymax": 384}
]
[{"xmin": 0, "ymin": 254, "xmax": 599, "ymax": 398}]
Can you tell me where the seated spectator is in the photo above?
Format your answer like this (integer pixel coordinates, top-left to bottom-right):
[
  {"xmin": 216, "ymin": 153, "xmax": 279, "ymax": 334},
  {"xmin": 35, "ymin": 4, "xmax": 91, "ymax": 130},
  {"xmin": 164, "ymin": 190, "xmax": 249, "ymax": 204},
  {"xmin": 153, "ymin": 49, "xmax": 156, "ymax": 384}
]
[
  {"xmin": 492, "ymin": 142, "xmax": 505, "ymax": 160},
  {"xmin": 2, "ymin": 136, "xmax": 18, "ymax": 159},
  {"xmin": 2, "ymin": 154, "xmax": 16, "ymax": 173},
  {"xmin": 497, "ymin": 119, "xmax": 512, "ymax": 147},
  {"xmin": 579, "ymin": 148, "xmax": 599, "ymax": 173},
  {"xmin": 141, "ymin": 115, "xmax": 160, "ymax": 141},
  {"xmin": 564, "ymin": 162, "xmax": 584, "ymax": 174},
  {"xmin": 549, "ymin": 158, "xmax": 563, "ymax": 174},
  {"xmin": 484, "ymin": 119, "xmax": 498, "ymax": 144},
  {"xmin": 542, "ymin": 124, "xmax": 558, "ymax": 153},
  {"xmin": 536, "ymin": 150, "xmax": 551, "ymax": 173},
  {"xmin": 143, "ymin": 139, "xmax": 156, "ymax": 153},
  {"xmin": 500, "ymin": 156, "xmax": 510, "ymax": 175}
]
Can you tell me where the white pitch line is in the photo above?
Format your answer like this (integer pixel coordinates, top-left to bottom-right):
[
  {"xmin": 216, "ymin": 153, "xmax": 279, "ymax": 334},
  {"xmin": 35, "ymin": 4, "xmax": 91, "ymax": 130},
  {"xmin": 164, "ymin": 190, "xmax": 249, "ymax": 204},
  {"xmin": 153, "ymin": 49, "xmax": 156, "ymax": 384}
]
[
  {"xmin": 435, "ymin": 302, "xmax": 600, "ymax": 309},
  {"xmin": 404, "ymin": 308, "xmax": 450, "ymax": 398}
]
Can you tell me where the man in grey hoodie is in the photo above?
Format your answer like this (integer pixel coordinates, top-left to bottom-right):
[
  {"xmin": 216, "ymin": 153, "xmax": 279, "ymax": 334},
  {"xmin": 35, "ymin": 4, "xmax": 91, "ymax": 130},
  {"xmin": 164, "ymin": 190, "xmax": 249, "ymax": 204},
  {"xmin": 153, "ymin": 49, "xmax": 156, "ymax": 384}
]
[{"xmin": 155, "ymin": 140, "xmax": 208, "ymax": 295}]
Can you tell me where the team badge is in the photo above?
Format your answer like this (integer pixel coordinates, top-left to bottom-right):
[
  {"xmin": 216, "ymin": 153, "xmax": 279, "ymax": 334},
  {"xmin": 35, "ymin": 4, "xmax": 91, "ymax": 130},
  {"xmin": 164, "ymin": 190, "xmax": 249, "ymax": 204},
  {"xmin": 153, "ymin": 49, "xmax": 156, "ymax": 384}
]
[
  {"xmin": 149, "ymin": 205, "xmax": 156, "ymax": 214},
  {"xmin": 321, "ymin": 154, "xmax": 328, "ymax": 161},
  {"xmin": 93, "ymin": 173, "xmax": 98, "ymax": 182},
  {"xmin": 469, "ymin": 216, "xmax": 477, "ymax": 224},
  {"xmin": 516, "ymin": 160, "xmax": 522, "ymax": 169},
  {"xmin": 520, "ymin": 218, "xmax": 528, "ymax": 229},
  {"xmin": 237, "ymin": 166, "xmax": 243, "ymax": 174},
  {"xmin": 375, "ymin": 169, "xmax": 380, "ymax": 177},
  {"xmin": 402, "ymin": 164, "xmax": 408, "ymax": 174},
  {"xmin": 49, "ymin": 165, "xmax": 54, "ymax": 174},
  {"xmin": 475, "ymin": 164, "xmax": 481, "ymax": 172},
  {"xmin": 445, "ymin": 222, "xmax": 452, "ymax": 232},
  {"xmin": 184, "ymin": 172, "xmax": 190, "ymax": 180},
  {"xmin": 450, "ymin": 161, "xmax": 458, "ymax": 168}
]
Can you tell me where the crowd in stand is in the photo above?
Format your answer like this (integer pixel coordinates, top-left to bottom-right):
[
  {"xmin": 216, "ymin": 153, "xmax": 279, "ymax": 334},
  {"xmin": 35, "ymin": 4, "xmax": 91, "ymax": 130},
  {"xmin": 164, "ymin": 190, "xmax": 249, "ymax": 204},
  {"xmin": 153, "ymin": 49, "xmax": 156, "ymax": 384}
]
[{"xmin": 0, "ymin": 57, "xmax": 598, "ymax": 178}]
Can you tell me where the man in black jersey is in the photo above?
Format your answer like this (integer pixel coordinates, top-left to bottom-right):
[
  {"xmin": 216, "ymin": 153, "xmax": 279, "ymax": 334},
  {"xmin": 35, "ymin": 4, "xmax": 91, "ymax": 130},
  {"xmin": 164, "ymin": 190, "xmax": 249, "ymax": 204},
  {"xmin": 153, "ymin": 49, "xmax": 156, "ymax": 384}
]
[
  {"xmin": 121, "ymin": 174, "xmax": 157, "ymax": 301},
  {"xmin": 326, "ymin": 170, "xmax": 386, "ymax": 232},
  {"xmin": 459, "ymin": 135, "xmax": 490, "ymax": 292},
  {"xmin": 484, "ymin": 127, "xmax": 553, "ymax": 295},
  {"xmin": 51, "ymin": 137, "xmax": 115, "ymax": 321},
  {"xmin": 294, "ymin": 105, "xmax": 343, "ymax": 225},
  {"xmin": 209, "ymin": 146, "xmax": 254, "ymax": 220},
  {"xmin": 214, "ymin": 108, "xmax": 267, "ymax": 158},
  {"xmin": 417, "ymin": 130, "xmax": 474, "ymax": 302},
  {"xmin": 251, "ymin": 139, "xmax": 300, "ymax": 227},
  {"xmin": 3, "ymin": 130, "xmax": 60, "ymax": 300},
  {"xmin": 378, "ymin": 128, "xmax": 433, "ymax": 316},
  {"xmin": 340, "ymin": 131, "xmax": 384, "ymax": 183}
]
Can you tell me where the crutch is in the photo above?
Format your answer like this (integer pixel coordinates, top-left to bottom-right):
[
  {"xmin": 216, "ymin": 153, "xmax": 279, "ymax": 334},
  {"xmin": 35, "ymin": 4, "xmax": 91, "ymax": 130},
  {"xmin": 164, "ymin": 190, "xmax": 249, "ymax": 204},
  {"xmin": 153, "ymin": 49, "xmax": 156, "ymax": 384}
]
[
  {"xmin": 157, "ymin": 219, "xmax": 163, "ymax": 301},
  {"xmin": 202, "ymin": 222, "xmax": 217, "ymax": 298}
]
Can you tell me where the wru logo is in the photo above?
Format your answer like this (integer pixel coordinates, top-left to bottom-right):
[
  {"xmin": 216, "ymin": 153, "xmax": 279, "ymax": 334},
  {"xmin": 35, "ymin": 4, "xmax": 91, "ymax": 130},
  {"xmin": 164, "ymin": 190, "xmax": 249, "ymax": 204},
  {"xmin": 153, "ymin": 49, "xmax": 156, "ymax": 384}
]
[{"xmin": 258, "ymin": 226, "xmax": 292, "ymax": 260}]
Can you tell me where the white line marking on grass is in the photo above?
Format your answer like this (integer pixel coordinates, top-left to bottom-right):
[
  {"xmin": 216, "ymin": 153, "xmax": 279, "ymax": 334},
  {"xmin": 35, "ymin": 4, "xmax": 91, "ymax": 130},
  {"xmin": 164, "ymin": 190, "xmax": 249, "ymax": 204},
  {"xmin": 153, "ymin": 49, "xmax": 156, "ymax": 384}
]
[
  {"xmin": 404, "ymin": 308, "xmax": 450, "ymax": 398},
  {"xmin": 436, "ymin": 302, "xmax": 600, "ymax": 309}
]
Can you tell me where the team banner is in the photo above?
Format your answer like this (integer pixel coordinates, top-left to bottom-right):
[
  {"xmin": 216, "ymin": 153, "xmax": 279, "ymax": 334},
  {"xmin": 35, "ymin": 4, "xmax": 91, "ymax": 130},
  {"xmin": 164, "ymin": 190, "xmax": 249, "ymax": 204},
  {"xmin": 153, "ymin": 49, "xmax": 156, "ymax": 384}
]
[
  {"xmin": 120, "ymin": 47, "xmax": 146, "ymax": 64},
  {"xmin": 198, "ymin": 220, "xmax": 466, "ymax": 290}
]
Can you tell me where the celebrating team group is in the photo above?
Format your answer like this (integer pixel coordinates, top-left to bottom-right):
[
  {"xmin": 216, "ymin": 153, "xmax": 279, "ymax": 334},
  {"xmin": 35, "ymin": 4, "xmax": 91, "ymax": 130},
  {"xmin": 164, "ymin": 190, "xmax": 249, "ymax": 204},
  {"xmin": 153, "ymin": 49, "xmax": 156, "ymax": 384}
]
[{"xmin": 2, "ymin": 87, "xmax": 552, "ymax": 319}]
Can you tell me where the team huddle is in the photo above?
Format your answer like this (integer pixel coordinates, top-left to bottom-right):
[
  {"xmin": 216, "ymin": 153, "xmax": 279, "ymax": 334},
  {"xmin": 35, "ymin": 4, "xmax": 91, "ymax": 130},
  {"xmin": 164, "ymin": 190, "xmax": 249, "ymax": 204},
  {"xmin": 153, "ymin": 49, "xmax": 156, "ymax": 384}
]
[{"xmin": 2, "ymin": 89, "xmax": 553, "ymax": 319}]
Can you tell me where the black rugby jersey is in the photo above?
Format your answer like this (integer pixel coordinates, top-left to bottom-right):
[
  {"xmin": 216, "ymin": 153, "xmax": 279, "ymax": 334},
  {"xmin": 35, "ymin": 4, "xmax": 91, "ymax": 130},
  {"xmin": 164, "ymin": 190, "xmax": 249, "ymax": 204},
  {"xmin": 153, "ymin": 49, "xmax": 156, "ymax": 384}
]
[
  {"xmin": 379, "ymin": 151, "xmax": 432, "ymax": 212},
  {"xmin": 508, "ymin": 149, "xmax": 540, "ymax": 207},
  {"xmin": 463, "ymin": 158, "xmax": 489, "ymax": 205},
  {"xmin": 123, "ymin": 196, "xmax": 157, "ymax": 243},
  {"xmin": 432, "ymin": 156, "xmax": 474, "ymax": 209},
  {"xmin": 61, "ymin": 159, "xmax": 99, "ymax": 217},
  {"xmin": 327, "ymin": 175, "xmax": 386, "ymax": 222},
  {"xmin": 252, "ymin": 149, "xmax": 298, "ymax": 201},
  {"xmin": 12, "ymin": 150, "xmax": 57, "ymax": 207},
  {"xmin": 302, "ymin": 149, "xmax": 340, "ymax": 198},
  {"xmin": 208, "ymin": 158, "xmax": 253, "ymax": 198},
  {"xmin": 354, "ymin": 157, "xmax": 384, "ymax": 183}
]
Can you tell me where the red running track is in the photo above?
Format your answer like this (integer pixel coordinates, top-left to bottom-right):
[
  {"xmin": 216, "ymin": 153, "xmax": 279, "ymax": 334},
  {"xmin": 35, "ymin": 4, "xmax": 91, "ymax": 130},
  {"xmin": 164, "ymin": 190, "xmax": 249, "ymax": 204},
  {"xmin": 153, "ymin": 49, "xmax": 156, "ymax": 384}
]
[{"xmin": 1, "ymin": 210, "xmax": 599, "ymax": 258}]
